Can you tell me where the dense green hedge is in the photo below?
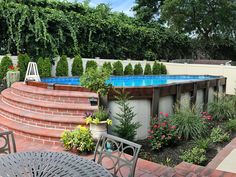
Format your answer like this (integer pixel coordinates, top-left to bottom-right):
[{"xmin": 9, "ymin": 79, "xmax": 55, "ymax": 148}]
[
  {"xmin": 72, "ymin": 55, "xmax": 83, "ymax": 76},
  {"xmin": 0, "ymin": 55, "xmax": 13, "ymax": 81},
  {"xmin": 18, "ymin": 54, "xmax": 30, "ymax": 81},
  {"xmin": 37, "ymin": 57, "xmax": 51, "ymax": 78},
  {"xmin": 0, "ymin": 0, "xmax": 191, "ymax": 60},
  {"xmin": 56, "ymin": 55, "xmax": 68, "ymax": 76}
]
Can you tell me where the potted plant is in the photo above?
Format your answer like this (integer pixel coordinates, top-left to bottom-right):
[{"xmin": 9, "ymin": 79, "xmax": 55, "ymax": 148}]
[
  {"xmin": 6, "ymin": 65, "xmax": 20, "ymax": 87},
  {"xmin": 85, "ymin": 107, "xmax": 112, "ymax": 140}
]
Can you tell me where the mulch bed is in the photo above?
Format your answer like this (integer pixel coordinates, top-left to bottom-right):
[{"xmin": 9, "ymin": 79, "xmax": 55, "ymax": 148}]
[{"xmin": 137, "ymin": 131, "xmax": 236, "ymax": 167}]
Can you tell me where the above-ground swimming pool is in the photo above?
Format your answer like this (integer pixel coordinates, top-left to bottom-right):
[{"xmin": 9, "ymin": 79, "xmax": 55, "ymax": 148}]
[{"xmin": 41, "ymin": 75, "xmax": 219, "ymax": 87}]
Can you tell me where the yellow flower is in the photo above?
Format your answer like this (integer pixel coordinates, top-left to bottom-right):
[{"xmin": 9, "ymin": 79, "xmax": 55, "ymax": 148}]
[{"xmin": 106, "ymin": 119, "xmax": 112, "ymax": 125}]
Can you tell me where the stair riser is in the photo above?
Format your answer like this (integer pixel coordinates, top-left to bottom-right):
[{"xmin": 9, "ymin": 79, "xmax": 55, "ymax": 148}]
[
  {"xmin": 0, "ymin": 125, "xmax": 61, "ymax": 146},
  {"xmin": 0, "ymin": 110, "xmax": 81, "ymax": 130},
  {"xmin": 12, "ymin": 88, "xmax": 90, "ymax": 104},
  {"xmin": 2, "ymin": 97, "xmax": 90, "ymax": 116}
]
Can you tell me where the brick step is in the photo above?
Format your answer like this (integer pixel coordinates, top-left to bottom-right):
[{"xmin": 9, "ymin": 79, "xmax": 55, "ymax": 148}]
[
  {"xmin": 11, "ymin": 82, "xmax": 98, "ymax": 104},
  {"xmin": 174, "ymin": 162, "xmax": 236, "ymax": 177},
  {"xmin": 2, "ymin": 89, "xmax": 97, "ymax": 116},
  {"xmin": 0, "ymin": 97, "xmax": 85, "ymax": 129},
  {"xmin": 0, "ymin": 115, "xmax": 63, "ymax": 145}
]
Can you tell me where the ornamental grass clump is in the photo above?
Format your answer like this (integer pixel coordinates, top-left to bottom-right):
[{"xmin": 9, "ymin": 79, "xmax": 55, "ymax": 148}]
[
  {"xmin": 61, "ymin": 126, "xmax": 94, "ymax": 153},
  {"xmin": 148, "ymin": 112, "xmax": 179, "ymax": 151}
]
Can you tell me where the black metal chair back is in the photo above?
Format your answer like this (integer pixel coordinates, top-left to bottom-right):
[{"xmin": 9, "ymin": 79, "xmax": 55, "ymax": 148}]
[
  {"xmin": 93, "ymin": 133, "xmax": 141, "ymax": 177},
  {"xmin": 0, "ymin": 131, "xmax": 16, "ymax": 154}
]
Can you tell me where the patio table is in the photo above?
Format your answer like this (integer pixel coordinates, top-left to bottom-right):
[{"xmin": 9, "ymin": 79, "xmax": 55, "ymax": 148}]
[{"xmin": 0, "ymin": 151, "xmax": 112, "ymax": 177}]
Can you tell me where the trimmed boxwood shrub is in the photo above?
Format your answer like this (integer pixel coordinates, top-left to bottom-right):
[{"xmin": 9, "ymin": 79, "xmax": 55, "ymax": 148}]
[
  {"xmin": 72, "ymin": 55, "xmax": 83, "ymax": 76},
  {"xmin": 102, "ymin": 62, "xmax": 113, "ymax": 72},
  {"xmin": 124, "ymin": 63, "xmax": 133, "ymax": 75},
  {"xmin": 134, "ymin": 63, "xmax": 143, "ymax": 75},
  {"xmin": 0, "ymin": 55, "xmax": 13, "ymax": 81},
  {"xmin": 37, "ymin": 57, "xmax": 51, "ymax": 78},
  {"xmin": 144, "ymin": 63, "xmax": 152, "ymax": 75},
  {"xmin": 56, "ymin": 55, "xmax": 68, "ymax": 76},
  {"xmin": 113, "ymin": 61, "xmax": 123, "ymax": 75},
  {"xmin": 86, "ymin": 60, "xmax": 97, "ymax": 72},
  {"xmin": 160, "ymin": 63, "xmax": 167, "ymax": 74},
  {"xmin": 18, "ymin": 53, "xmax": 30, "ymax": 81},
  {"xmin": 152, "ymin": 61, "xmax": 161, "ymax": 75}
]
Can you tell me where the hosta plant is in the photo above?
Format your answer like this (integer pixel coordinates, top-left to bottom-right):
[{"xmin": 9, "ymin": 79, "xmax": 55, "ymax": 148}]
[{"xmin": 180, "ymin": 147, "xmax": 207, "ymax": 165}]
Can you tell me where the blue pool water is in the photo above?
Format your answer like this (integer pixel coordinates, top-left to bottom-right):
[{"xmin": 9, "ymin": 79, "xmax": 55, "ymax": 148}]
[{"xmin": 41, "ymin": 75, "xmax": 218, "ymax": 87}]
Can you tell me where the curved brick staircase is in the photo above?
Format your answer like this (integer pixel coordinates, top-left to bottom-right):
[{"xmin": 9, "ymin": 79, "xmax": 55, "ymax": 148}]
[{"xmin": 0, "ymin": 82, "xmax": 98, "ymax": 145}]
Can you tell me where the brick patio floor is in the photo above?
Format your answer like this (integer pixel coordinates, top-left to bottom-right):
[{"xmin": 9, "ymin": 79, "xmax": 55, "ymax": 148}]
[{"xmin": 15, "ymin": 135, "xmax": 236, "ymax": 177}]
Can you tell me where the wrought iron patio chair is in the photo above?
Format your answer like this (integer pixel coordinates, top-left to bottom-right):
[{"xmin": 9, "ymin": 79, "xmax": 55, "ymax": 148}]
[
  {"xmin": 0, "ymin": 131, "xmax": 16, "ymax": 154},
  {"xmin": 93, "ymin": 133, "xmax": 141, "ymax": 177}
]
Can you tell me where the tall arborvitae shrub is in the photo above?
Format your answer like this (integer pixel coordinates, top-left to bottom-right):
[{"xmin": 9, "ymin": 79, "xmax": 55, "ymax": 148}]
[
  {"xmin": 144, "ymin": 63, "xmax": 152, "ymax": 75},
  {"xmin": 18, "ymin": 54, "xmax": 30, "ymax": 81},
  {"xmin": 102, "ymin": 62, "xmax": 113, "ymax": 73},
  {"xmin": 56, "ymin": 55, "xmax": 68, "ymax": 76},
  {"xmin": 152, "ymin": 61, "xmax": 161, "ymax": 75},
  {"xmin": 134, "ymin": 63, "xmax": 143, "ymax": 75},
  {"xmin": 113, "ymin": 91, "xmax": 141, "ymax": 141},
  {"xmin": 37, "ymin": 57, "xmax": 51, "ymax": 78},
  {"xmin": 72, "ymin": 55, "xmax": 83, "ymax": 76},
  {"xmin": 160, "ymin": 63, "xmax": 167, "ymax": 74},
  {"xmin": 113, "ymin": 61, "xmax": 123, "ymax": 75},
  {"xmin": 85, "ymin": 60, "xmax": 97, "ymax": 72},
  {"xmin": 0, "ymin": 55, "xmax": 13, "ymax": 81},
  {"xmin": 124, "ymin": 63, "xmax": 133, "ymax": 75}
]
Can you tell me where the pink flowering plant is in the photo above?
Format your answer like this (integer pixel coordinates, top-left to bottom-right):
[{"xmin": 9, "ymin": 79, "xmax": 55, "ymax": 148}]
[
  {"xmin": 148, "ymin": 112, "xmax": 179, "ymax": 151},
  {"xmin": 201, "ymin": 112, "xmax": 213, "ymax": 128}
]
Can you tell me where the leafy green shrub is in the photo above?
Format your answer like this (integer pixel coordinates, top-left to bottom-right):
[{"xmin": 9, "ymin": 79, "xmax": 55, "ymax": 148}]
[
  {"xmin": 37, "ymin": 57, "xmax": 51, "ymax": 78},
  {"xmin": 56, "ymin": 55, "xmax": 68, "ymax": 76},
  {"xmin": 124, "ymin": 63, "xmax": 133, "ymax": 75},
  {"xmin": 102, "ymin": 62, "xmax": 113, "ymax": 73},
  {"xmin": 18, "ymin": 54, "xmax": 30, "ymax": 81},
  {"xmin": 225, "ymin": 119, "xmax": 236, "ymax": 132},
  {"xmin": 72, "ymin": 55, "xmax": 83, "ymax": 76},
  {"xmin": 194, "ymin": 138, "xmax": 211, "ymax": 150},
  {"xmin": 85, "ymin": 60, "xmax": 97, "ymax": 72},
  {"xmin": 180, "ymin": 147, "xmax": 207, "ymax": 165},
  {"xmin": 160, "ymin": 63, "xmax": 167, "ymax": 74},
  {"xmin": 80, "ymin": 68, "xmax": 111, "ymax": 96},
  {"xmin": 210, "ymin": 126, "xmax": 230, "ymax": 143},
  {"xmin": 144, "ymin": 63, "xmax": 152, "ymax": 75},
  {"xmin": 0, "ymin": 55, "xmax": 13, "ymax": 81},
  {"xmin": 152, "ymin": 61, "xmax": 161, "ymax": 75},
  {"xmin": 170, "ymin": 107, "xmax": 207, "ymax": 140},
  {"xmin": 144, "ymin": 50, "xmax": 157, "ymax": 61},
  {"xmin": 113, "ymin": 61, "xmax": 123, "ymax": 75},
  {"xmin": 148, "ymin": 112, "xmax": 178, "ymax": 150},
  {"xmin": 113, "ymin": 91, "xmax": 141, "ymax": 141},
  {"xmin": 208, "ymin": 96, "xmax": 234, "ymax": 121},
  {"xmin": 61, "ymin": 126, "xmax": 94, "ymax": 153},
  {"xmin": 134, "ymin": 63, "xmax": 143, "ymax": 75}
]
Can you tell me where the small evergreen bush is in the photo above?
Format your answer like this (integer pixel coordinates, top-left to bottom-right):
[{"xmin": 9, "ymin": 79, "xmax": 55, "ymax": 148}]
[
  {"xmin": 56, "ymin": 55, "xmax": 68, "ymax": 76},
  {"xmin": 152, "ymin": 61, "xmax": 161, "ymax": 75},
  {"xmin": 124, "ymin": 63, "xmax": 133, "ymax": 75},
  {"xmin": 102, "ymin": 62, "xmax": 113, "ymax": 72},
  {"xmin": 113, "ymin": 61, "xmax": 123, "ymax": 75},
  {"xmin": 0, "ymin": 55, "xmax": 13, "ymax": 81},
  {"xmin": 37, "ymin": 57, "xmax": 51, "ymax": 78},
  {"xmin": 144, "ymin": 63, "xmax": 152, "ymax": 75},
  {"xmin": 134, "ymin": 63, "xmax": 143, "ymax": 75},
  {"xmin": 17, "ymin": 54, "xmax": 30, "ymax": 81},
  {"xmin": 113, "ymin": 91, "xmax": 141, "ymax": 141},
  {"xmin": 85, "ymin": 60, "xmax": 97, "ymax": 72},
  {"xmin": 160, "ymin": 63, "xmax": 167, "ymax": 74},
  {"xmin": 72, "ymin": 55, "xmax": 83, "ymax": 76}
]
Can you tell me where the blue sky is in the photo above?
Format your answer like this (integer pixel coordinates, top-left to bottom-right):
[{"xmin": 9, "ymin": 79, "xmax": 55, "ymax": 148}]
[{"xmin": 76, "ymin": 0, "xmax": 135, "ymax": 16}]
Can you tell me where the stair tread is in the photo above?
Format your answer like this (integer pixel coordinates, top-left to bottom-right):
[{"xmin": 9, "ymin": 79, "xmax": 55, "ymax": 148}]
[
  {"xmin": 2, "ymin": 89, "xmax": 97, "ymax": 111},
  {"xmin": 0, "ymin": 97, "xmax": 86, "ymax": 124},
  {"xmin": 0, "ymin": 115, "xmax": 62, "ymax": 138},
  {"xmin": 12, "ymin": 82, "xmax": 98, "ymax": 98}
]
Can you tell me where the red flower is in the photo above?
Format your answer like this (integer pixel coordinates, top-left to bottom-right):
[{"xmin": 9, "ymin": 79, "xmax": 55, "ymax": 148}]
[
  {"xmin": 171, "ymin": 125, "xmax": 176, "ymax": 129},
  {"xmin": 161, "ymin": 122, "xmax": 166, "ymax": 127},
  {"xmin": 148, "ymin": 136, "xmax": 152, "ymax": 139},
  {"xmin": 161, "ymin": 135, "xmax": 165, "ymax": 139},
  {"xmin": 165, "ymin": 113, "xmax": 169, "ymax": 117},
  {"xmin": 153, "ymin": 124, "xmax": 158, "ymax": 129},
  {"xmin": 159, "ymin": 112, "xmax": 164, "ymax": 115}
]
